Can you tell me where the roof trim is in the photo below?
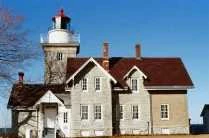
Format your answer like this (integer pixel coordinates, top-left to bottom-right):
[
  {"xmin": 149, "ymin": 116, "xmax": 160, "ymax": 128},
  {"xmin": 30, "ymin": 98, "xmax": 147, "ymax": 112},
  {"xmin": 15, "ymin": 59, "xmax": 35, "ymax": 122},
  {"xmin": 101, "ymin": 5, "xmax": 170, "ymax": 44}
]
[
  {"xmin": 34, "ymin": 90, "xmax": 64, "ymax": 106},
  {"xmin": 200, "ymin": 104, "xmax": 209, "ymax": 117},
  {"xmin": 144, "ymin": 85, "xmax": 194, "ymax": 90},
  {"xmin": 113, "ymin": 87, "xmax": 129, "ymax": 91},
  {"xmin": 12, "ymin": 108, "xmax": 37, "ymax": 111},
  {"xmin": 66, "ymin": 57, "xmax": 117, "ymax": 84},
  {"xmin": 123, "ymin": 65, "xmax": 147, "ymax": 79}
]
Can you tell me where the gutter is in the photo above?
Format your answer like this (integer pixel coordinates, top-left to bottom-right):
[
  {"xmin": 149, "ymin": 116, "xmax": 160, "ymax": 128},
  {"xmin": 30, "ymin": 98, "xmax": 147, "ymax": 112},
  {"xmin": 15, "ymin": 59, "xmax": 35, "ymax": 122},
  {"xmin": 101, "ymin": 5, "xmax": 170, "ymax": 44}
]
[{"xmin": 144, "ymin": 85, "xmax": 194, "ymax": 90}]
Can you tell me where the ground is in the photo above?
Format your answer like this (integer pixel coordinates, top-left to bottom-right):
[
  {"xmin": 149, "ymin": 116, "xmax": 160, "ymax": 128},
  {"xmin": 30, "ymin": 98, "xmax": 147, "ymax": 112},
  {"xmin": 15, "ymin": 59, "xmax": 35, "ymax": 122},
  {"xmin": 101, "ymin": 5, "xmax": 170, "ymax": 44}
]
[
  {"xmin": 110, "ymin": 135, "xmax": 209, "ymax": 138},
  {"xmin": 1, "ymin": 134, "xmax": 209, "ymax": 138}
]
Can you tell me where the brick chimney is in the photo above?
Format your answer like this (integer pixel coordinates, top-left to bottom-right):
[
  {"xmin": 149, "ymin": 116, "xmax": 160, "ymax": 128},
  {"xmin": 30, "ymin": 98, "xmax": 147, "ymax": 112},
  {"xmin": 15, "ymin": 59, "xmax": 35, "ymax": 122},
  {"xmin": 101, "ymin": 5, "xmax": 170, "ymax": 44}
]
[
  {"xmin": 135, "ymin": 44, "xmax": 141, "ymax": 60},
  {"xmin": 102, "ymin": 42, "xmax": 109, "ymax": 71},
  {"xmin": 18, "ymin": 72, "xmax": 24, "ymax": 83}
]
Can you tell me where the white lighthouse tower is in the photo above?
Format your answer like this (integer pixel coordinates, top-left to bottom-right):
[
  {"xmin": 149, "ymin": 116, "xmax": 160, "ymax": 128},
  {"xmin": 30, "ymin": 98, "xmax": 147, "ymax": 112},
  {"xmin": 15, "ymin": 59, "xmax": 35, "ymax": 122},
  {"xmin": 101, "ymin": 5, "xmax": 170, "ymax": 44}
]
[{"xmin": 41, "ymin": 9, "xmax": 80, "ymax": 84}]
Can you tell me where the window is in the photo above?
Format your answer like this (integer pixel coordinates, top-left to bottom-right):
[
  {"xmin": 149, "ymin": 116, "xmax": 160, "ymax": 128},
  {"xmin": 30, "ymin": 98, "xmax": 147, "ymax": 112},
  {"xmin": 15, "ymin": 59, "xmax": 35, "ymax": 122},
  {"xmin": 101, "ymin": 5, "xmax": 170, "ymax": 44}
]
[
  {"xmin": 64, "ymin": 112, "xmax": 68, "ymax": 123},
  {"xmin": 119, "ymin": 105, "xmax": 124, "ymax": 120},
  {"xmin": 94, "ymin": 130, "xmax": 104, "ymax": 136},
  {"xmin": 133, "ymin": 129, "xmax": 140, "ymax": 135},
  {"xmin": 95, "ymin": 77, "xmax": 101, "ymax": 91},
  {"xmin": 132, "ymin": 105, "xmax": 139, "ymax": 119},
  {"xmin": 57, "ymin": 52, "xmax": 63, "ymax": 60},
  {"xmin": 81, "ymin": 130, "xmax": 90, "ymax": 136},
  {"xmin": 94, "ymin": 105, "xmax": 102, "ymax": 120},
  {"xmin": 161, "ymin": 104, "xmax": 169, "ymax": 120},
  {"xmin": 161, "ymin": 128, "xmax": 170, "ymax": 134},
  {"xmin": 131, "ymin": 78, "xmax": 138, "ymax": 92},
  {"xmin": 82, "ymin": 78, "xmax": 87, "ymax": 91},
  {"xmin": 81, "ymin": 105, "xmax": 88, "ymax": 120}
]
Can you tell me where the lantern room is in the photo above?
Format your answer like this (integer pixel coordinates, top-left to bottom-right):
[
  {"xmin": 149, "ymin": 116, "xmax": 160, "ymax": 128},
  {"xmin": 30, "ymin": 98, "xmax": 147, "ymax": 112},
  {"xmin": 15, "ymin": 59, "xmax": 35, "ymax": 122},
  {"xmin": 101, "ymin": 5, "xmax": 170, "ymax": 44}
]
[
  {"xmin": 52, "ymin": 9, "xmax": 71, "ymax": 30},
  {"xmin": 40, "ymin": 9, "xmax": 80, "ymax": 44}
]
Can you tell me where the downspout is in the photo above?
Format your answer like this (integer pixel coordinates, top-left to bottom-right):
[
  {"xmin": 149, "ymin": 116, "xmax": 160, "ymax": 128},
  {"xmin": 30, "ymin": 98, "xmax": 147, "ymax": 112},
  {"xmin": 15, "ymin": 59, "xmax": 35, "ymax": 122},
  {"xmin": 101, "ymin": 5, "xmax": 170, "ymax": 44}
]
[
  {"xmin": 149, "ymin": 93, "xmax": 154, "ymax": 135},
  {"xmin": 37, "ymin": 107, "xmax": 39, "ymax": 138}
]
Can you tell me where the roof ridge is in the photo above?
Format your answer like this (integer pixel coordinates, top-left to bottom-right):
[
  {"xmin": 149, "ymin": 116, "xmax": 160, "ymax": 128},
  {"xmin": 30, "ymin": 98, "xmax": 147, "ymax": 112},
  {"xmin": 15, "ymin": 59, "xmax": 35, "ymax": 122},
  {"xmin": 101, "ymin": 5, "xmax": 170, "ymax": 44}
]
[{"xmin": 67, "ymin": 56, "xmax": 181, "ymax": 59}]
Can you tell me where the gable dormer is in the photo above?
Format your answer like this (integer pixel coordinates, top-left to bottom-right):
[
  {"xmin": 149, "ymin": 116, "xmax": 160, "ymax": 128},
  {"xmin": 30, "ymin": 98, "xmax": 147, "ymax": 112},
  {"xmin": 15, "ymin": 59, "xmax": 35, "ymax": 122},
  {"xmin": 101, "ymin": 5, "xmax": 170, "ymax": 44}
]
[
  {"xmin": 66, "ymin": 57, "xmax": 117, "ymax": 91},
  {"xmin": 123, "ymin": 66, "xmax": 147, "ymax": 93}
]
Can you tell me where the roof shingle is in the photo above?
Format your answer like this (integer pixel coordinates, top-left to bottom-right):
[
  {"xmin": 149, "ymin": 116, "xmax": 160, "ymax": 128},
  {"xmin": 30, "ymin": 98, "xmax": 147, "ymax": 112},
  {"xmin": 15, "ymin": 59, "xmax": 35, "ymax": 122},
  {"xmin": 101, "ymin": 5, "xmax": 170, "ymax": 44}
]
[{"xmin": 66, "ymin": 57, "xmax": 193, "ymax": 88}]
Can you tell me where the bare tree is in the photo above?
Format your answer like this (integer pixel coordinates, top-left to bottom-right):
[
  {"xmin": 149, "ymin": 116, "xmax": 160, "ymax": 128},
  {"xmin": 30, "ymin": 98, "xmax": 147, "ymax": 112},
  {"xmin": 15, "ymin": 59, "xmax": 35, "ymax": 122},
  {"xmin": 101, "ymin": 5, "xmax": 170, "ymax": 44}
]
[
  {"xmin": 44, "ymin": 56, "xmax": 66, "ymax": 84},
  {"xmin": 0, "ymin": 6, "xmax": 38, "ymax": 97},
  {"xmin": 0, "ymin": 7, "xmax": 37, "ymax": 80}
]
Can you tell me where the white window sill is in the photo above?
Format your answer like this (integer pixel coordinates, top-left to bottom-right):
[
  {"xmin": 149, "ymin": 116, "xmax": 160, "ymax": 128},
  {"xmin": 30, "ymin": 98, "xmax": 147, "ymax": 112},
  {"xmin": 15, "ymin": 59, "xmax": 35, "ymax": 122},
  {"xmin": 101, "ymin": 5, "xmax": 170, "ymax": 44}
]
[
  {"xmin": 161, "ymin": 118, "xmax": 169, "ymax": 121},
  {"xmin": 132, "ymin": 90, "xmax": 139, "ymax": 93},
  {"xmin": 81, "ymin": 119, "xmax": 89, "ymax": 121},
  {"xmin": 94, "ymin": 119, "xmax": 102, "ymax": 121},
  {"xmin": 132, "ymin": 118, "xmax": 140, "ymax": 120}
]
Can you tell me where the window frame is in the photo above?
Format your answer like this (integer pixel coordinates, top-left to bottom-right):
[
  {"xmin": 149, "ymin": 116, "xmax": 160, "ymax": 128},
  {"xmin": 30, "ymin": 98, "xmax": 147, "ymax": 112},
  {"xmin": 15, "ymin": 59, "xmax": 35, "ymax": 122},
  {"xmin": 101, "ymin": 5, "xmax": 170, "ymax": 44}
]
[
  {"xmin": 131, "ymin": 78, "xmax": 138, "ymax": 93},
  {"xmin": 81, "ymin": 78, "xmax": 88, "ymax": 92},
  {"xmin": 94, "ymin": 104, "xmax": 102, "ymax": 120},
  {"xmin": 119, "ymin": 105, "xmax": 124, "ymax": 120},
  {"xmin": 132, "ymin": 105, "xmax": 139, "ymax": 120},
  {"xmin": 95, "ymin": 77, "xmax": 101, "ymax": 92},
  {"xmin": 160, "ymin": 104, "xmax": 169, "ymax": 120},
  {"xmin": 63, "ymin": 112, "xmax": 68, "ymax": 123},
  {"xmin": 80, "ymin": 105, "xmax": 88, "ymax": 120},
  {"xmin": 56, "ymin": 52, "xmax": 63, "ymax": 61}
]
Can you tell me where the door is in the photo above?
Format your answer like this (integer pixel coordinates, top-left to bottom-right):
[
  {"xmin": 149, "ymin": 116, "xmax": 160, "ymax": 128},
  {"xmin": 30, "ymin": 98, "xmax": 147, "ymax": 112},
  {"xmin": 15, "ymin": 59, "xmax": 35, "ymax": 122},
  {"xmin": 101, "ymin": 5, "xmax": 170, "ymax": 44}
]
[{"xmin": 45, "ymin": 108, "xmax": 57, "ymax": 128}]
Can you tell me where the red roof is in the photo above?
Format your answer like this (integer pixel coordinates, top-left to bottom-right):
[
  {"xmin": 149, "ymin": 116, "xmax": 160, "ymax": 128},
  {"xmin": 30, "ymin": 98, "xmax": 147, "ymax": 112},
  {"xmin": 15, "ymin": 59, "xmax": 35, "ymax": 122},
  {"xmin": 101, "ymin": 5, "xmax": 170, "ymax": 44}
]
[
  {"xmin": 66, "ymin": 57, "xmax": 193, "ymax": 88},
  {"xmin": 7, "ymin": 84, "xmax": 65, "ymax": 108},
  {"xmin": 8, "ymin": 57, "xmax": 193, "ymax": 108}
]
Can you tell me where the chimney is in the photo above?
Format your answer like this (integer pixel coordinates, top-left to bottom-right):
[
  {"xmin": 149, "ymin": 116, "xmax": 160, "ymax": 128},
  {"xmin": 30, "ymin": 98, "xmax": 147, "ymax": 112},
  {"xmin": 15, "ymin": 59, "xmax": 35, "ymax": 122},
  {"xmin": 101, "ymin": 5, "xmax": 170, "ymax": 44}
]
[
  {"xmin": 135, "ymin": 44, "xmax": 141, "ymax": 60},
  {"xmin": 102, "ymin": 42, "xmax": 109, "ymax": 71},
  {"xmin": 18, "ymin": 72, "xmax": 24, "ymax": 83}
]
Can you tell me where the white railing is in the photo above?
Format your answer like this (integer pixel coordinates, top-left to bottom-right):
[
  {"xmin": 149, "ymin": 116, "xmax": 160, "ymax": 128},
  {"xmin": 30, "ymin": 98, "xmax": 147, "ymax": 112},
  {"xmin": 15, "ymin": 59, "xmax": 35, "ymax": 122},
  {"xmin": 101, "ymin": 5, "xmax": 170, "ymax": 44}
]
[
  {"xmin": 40, "ymin": 33, "xmax": 48, "ymax": 43},
  {"xmin": 40, "ymin": 32, "xmax": 80, "ymax": 44}
]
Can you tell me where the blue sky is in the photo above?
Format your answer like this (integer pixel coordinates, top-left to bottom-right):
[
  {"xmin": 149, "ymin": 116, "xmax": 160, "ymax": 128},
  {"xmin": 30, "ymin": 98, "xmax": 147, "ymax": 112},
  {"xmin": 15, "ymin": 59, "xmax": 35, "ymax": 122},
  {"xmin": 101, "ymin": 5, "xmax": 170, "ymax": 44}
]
[{"xmin": 0, "ymin": 0, "xmax": 209, "ymax": 127}]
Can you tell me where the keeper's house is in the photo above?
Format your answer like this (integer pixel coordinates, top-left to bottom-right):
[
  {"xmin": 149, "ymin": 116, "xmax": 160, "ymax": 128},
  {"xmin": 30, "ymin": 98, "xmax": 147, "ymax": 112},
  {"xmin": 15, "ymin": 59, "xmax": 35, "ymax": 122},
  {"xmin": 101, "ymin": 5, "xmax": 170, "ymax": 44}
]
[{"xmin": 8, "ymin": 9, "xmax": 194, "ymax": 138}]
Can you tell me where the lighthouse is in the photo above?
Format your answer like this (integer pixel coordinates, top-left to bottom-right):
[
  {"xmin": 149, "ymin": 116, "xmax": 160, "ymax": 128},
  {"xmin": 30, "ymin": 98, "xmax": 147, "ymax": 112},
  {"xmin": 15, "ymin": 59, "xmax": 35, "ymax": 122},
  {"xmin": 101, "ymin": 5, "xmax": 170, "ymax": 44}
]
[{"xmin": 41, "ymin": 9, "xmax": 80, "ymax": 84}]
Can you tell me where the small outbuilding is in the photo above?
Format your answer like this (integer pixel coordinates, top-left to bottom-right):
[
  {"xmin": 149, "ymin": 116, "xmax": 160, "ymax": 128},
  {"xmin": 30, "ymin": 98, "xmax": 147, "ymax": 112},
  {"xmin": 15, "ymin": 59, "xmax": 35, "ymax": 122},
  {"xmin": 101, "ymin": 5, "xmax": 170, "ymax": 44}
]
[{"xmin": 201, "ymin": 104, "xmax": 209, "ymax": 133}]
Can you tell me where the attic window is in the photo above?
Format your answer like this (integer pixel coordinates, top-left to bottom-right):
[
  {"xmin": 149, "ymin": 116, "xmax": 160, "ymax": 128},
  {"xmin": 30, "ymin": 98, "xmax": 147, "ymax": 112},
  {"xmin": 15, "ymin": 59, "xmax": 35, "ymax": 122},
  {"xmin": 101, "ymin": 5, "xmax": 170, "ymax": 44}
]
[
  {"xmin": 131, "ymin": 78, "xmax": 138, "ymax": 92},
  {"xmin": 57, "ymin": 52, "xmax": 63, "ymax": 60}
]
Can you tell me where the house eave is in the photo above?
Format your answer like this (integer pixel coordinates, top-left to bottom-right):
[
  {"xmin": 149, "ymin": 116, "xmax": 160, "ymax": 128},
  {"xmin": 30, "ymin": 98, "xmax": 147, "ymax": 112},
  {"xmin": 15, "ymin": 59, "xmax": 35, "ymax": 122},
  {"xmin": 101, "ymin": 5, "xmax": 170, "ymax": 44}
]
[
  {"xmin": 144, "ymin": 85, "xmax": 194, "ymax": 90},
  {"xmin": 123, "ymin": 65, "xmax": 147, "ymax": 79},
  {"xmin": 9, "ymin": 106, "xmax": 37, "ymax": 111},
  {"xmin": 113, "ymin": 87, "xmax": 129, "ymax": 91}
]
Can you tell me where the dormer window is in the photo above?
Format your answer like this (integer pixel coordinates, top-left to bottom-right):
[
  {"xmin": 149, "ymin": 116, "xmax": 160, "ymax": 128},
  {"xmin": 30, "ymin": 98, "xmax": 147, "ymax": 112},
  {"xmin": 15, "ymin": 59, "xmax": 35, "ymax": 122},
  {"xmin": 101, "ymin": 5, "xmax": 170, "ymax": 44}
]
[
  {"xmin": 57, "ymin": 52, "xmax": 63, "ymax": 60},
  {"xmin": 131, "ymin": 78, "xmax": 138, "ymax": 92}
]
